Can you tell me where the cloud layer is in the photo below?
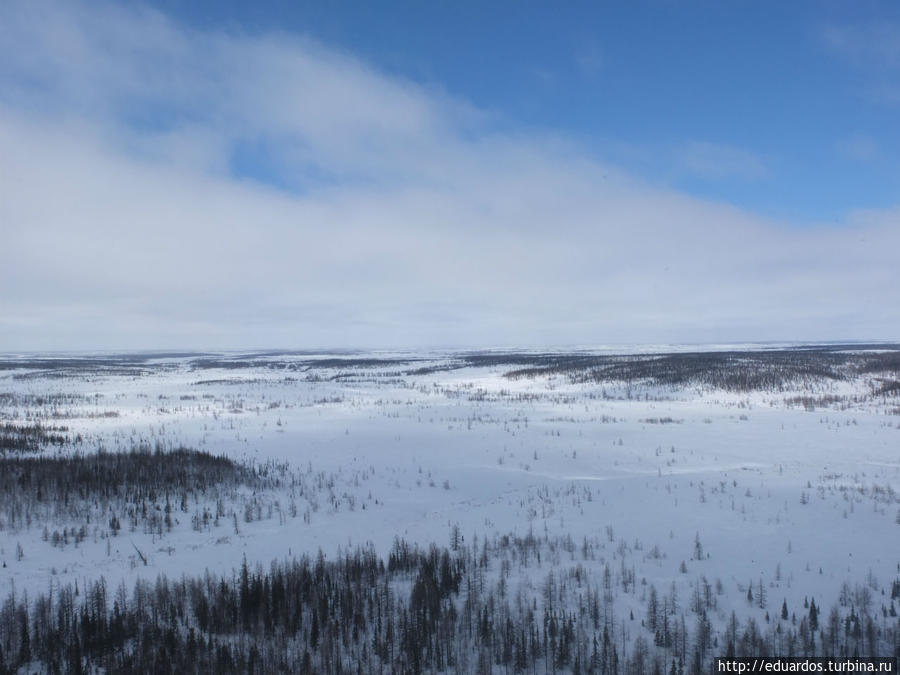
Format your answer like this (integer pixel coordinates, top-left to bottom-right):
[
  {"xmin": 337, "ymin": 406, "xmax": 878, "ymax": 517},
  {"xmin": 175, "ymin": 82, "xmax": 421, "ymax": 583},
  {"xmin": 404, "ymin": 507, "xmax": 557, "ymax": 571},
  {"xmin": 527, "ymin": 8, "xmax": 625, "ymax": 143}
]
[{"xmin": 1, "ymin": 1, "xmax": 897, "ymax": 350}]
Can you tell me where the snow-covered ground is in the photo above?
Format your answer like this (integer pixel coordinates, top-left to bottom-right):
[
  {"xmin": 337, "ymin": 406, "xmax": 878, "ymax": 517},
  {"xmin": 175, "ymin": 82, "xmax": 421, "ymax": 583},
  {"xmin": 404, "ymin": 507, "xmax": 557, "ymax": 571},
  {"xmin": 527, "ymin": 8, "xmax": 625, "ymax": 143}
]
[{"xmin": 1, "ymin": 347, "xmax": 898, "ymax": 647}]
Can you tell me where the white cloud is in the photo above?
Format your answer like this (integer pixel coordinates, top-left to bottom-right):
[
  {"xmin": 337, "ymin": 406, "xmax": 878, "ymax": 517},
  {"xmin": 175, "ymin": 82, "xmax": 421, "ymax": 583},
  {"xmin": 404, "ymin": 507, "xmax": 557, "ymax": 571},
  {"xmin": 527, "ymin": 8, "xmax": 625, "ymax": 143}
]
[
  {"xmin": 836, "ymin": 134, "xmax": 880, "ymax": 162},
  {"xmin": 0, "ymin": 0, "xmax": 898, "ymax": 350},
  {"xmin": 575, "ymin": 43, "xmax": 605, "ymax": 77},
  {"xmin": 822, "ymin": 23, "xmax": 900, "ymax": 70},
  {"xmin": 677, "ymin": 141, "xmax": 769, "ymax": 181},
  {"xmin": 822, "ymin": 23, "xmax": 900, "ymax": 107}
]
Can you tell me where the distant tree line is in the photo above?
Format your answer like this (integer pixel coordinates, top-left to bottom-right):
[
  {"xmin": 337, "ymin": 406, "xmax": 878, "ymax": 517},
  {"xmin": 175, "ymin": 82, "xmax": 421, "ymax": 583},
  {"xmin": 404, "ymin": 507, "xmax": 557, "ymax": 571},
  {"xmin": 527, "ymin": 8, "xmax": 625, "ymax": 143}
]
[
  {"xmin": 2, "ymin": 347, "xmax": 898, "ymax": 393},
  {"xmin": 500, "ymin": 349, "xmax": 900, "ymax": 393}
]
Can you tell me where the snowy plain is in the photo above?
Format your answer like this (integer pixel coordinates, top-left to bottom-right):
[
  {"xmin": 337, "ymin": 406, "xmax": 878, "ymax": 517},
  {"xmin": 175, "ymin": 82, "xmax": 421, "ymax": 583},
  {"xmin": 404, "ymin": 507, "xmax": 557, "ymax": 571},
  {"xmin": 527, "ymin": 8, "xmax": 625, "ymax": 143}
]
[{"xmin": 1, "ymin": 346, "xmax": 898, "ymax": 661}]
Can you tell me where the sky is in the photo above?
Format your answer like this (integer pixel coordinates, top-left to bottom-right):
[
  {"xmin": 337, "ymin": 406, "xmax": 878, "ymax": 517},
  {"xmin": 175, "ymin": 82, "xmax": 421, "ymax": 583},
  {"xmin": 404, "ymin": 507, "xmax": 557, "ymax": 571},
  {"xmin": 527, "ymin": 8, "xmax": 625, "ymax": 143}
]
[{"xmin": 0, "ymin": 0, "xmax": 898, "ymax": 351}]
